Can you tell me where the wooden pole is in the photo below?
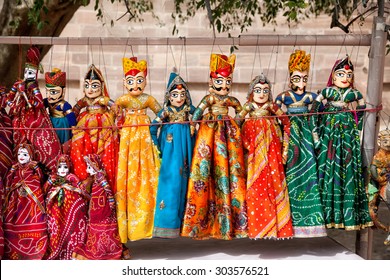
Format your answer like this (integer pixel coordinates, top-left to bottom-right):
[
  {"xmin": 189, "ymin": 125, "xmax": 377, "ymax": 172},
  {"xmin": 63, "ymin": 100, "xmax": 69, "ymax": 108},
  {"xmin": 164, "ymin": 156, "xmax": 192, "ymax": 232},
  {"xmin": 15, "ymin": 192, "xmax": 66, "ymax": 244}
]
[{"xmin": 360, "ymin": 15, "xmax": 388, "ymax": 259}]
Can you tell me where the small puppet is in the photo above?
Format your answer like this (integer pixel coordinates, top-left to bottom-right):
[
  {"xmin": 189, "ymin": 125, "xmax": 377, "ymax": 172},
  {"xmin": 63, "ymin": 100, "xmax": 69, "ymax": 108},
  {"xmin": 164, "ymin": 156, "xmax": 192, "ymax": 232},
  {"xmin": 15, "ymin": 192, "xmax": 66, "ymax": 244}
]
[
  {"xmin": 44, "ymin": 68, "xmax": 76, "ymax": 152},
  {"xmin": 44, "ymin": 154, "xmax": 89, "ymax": 260},
  {"xmin": 368, "ymin": 129, "xmax": 390, "ymax": 245},
  {"xmin": 5, "ymin": 46, "xmax": 61, "ymax": 175},
  {"xmin": 72, "ymin": 154, "xmax": 122, "ymax": 260},
  {"xmin": 3, "ymin": 143, "xmax": 48, "ymax": 260}
]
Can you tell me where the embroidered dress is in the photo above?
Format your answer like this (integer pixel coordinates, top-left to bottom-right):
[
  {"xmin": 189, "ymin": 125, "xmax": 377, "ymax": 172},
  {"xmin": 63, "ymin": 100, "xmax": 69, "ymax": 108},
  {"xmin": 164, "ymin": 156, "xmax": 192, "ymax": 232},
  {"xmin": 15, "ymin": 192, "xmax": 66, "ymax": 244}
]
[
  {"xmin": 239, "ymin": 101, "xmax": 294, "ymax": 239},
  {"xmin": 6, "ymin": 47, "xmax": 61, "ymax": 174},
  {"xmin": 72, "ymin": 154, "xmax": 122, "ymax": 260},
  {"xmin": 312, "ymin": 86, "xmax": 372, "ymax": 229},
  {"xmin": 71, "ymin": 65, "xmax": 118, "ymax": 189},
  {"xmin": 115, "ymin": 93, "xmax": 161, "ymax": 242},
  {"xmin": 44, "ymin": 168, "xmax": 88, "ymax": 260},
  {"xmin": 275, "ymin": 90, "xmax": 326, "ymax": 237},
  {"xmin": 181, "ymin": 94, "xmax": 247, "ymax": 240},
  {"xmin": 151, "ymin": 72, "xmax": 196, "ymax": 238},
  {"xmin": 3, "ymin": 159, "xmax": 48, "ymax": 259}
]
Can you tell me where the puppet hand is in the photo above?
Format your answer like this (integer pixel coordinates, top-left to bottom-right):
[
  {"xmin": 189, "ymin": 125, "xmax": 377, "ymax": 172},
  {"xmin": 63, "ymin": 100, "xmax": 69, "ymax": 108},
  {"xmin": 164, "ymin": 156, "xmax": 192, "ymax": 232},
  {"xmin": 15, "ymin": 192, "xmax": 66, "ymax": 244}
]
[
  {"xmin": 190, "ymin": 124, "xmax": 196, "ymax": 136},
  {"xmin": 312, "ymin": 132, "xmax": 320, "ymax": 150}
]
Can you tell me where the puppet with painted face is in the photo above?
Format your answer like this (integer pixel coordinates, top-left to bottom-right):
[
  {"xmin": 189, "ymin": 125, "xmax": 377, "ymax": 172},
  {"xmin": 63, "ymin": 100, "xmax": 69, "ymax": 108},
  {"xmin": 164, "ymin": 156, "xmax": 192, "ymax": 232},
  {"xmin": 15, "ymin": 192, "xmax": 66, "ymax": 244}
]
[
  {"xmin": 3, "ymin": 143, "xmax": 48, "ymax": 259},
  {"xmin": 150, "ymin": 71, "xmax": 196, "ymax": 238},
  {"xmin": 114, "ymin": 57, "xmax": 162, "ymax": 242},
  {"xmin": 43, "ymin": 154, "xmax": 89, "ymax": 259},
  {"xmin": 0, "ymin": 86, "xmax": 13, "ymax": 181},
  {"xmin": 70, "ymin": 64, "xmax": 118, "ymax": 189},
  {"xmin": 44, "ymin": 68, "xmax": 76, "ymax": 150},
  {"xmin": 368, "ymin": 129, "xmax": 390, "ymax": 245},
  {"xmin": 312, "ymin": 55, "xmax": 372, "ymax": 230},
  {"xmin": 237, "ymin": 74, "xmax": 293, "ymax": 239},
  {"xmin": 181, "ymin": 54, "xmax": 247, "ymax": 240},
  {"xmin": 5, "ymin": 46, "xmax": 61, "ymax": 174},
  {"xmin": 275, "ymin": 50, "xmax": 326, "ymax": 238},
  {"xmin": 72, "ymin": 154, "xmax": 122, "ymax": 260}
]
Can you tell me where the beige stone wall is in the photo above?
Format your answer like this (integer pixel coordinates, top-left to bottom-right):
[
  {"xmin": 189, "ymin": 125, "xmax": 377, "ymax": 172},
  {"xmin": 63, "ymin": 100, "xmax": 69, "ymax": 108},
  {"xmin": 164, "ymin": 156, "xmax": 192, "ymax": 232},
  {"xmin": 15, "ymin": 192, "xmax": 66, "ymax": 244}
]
[{"xmin": 37, "ymin": 1, "xmax": 389, "ymax": 127}]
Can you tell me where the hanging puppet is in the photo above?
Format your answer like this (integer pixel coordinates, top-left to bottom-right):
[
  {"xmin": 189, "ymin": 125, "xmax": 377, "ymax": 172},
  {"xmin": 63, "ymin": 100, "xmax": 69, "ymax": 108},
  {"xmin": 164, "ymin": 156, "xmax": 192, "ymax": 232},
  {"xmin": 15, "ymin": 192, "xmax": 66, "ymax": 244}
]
[
  {"xmin": 72, "ymin": 154, "xmax": 122, "ymax": 260},
  {"xmin": 114, "ymin": 57, "xmax": 162, "ymax": 242},
  {"xmin": 5, "ymin": 46, "xmax": 61, "ymax": 174},
  {"xmin": 181, "ymin": 53, "xmax": 247, "ymax": 240},
  {"xmin": 368, "ymin": 129, "xmax": 390, "ymax": 245},
  {"xmin": 237, "ymin": 74, "xmax": 293, "ymax": 239},
  {"xmin": 0, "ymin": 86, "xmax": 13, "ymax": 181},
  {"xmin": 3, "ymin": 143, "xmax": 48, "ymax": 260},
  {"xmin": 70, "ymin": 64, "xmax": 118, "ymax": 189},
  {"xmin": 44, "ymin": 68, "xmax": 76, "ymax": 153},
  {"xmin": 311, "ymin": 55, "xmax": 372, "ymax": 230},
  {"xmin": 43, "ymin": 154, "xmax": 89, "ymax": 260},
  {"xmin": 150, "ymin": 71, "xmax": 196, "ymax": 238},
  {"xmin": 275, "ymin": 50, "xmax": 326, "ymax": 238}
]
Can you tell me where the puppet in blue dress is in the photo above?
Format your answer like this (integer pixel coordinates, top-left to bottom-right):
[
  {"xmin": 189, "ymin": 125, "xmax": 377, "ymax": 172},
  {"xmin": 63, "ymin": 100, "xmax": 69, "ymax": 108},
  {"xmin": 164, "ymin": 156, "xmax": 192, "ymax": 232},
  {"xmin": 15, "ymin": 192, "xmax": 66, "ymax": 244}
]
[
  {"xmin": 150, "ymin": 72, "xmax": 196, "ymax": 238},
  {"xmin": 44, "ymin": 68, "xmax": 76, "ymax": 151}
]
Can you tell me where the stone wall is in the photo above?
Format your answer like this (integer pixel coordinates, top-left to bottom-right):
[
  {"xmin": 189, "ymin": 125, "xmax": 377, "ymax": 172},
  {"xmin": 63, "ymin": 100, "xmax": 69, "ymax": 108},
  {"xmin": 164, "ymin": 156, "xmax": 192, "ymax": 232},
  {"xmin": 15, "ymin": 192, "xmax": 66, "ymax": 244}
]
[{"xmin": 36, "ymin": 1, "xmax": 389, "ymax": 126}]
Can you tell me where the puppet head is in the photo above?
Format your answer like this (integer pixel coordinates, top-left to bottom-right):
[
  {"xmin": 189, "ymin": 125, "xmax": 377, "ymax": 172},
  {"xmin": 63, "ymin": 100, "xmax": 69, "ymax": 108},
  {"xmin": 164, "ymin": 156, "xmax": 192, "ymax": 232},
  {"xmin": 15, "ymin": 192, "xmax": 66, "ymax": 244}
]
[
  {"xmin": 209, "ymin": 54, "xmax": 235, "ymax": 96},
  {"xmin": 122, "ymin": 57, "xmax": 147, "ymax": 96},
  {"xmin": 288, "ymin": 50, "xmax": 311, "ymax": 94},
  {"xmin": 45, "ymin": 68, "xmax": 66, "ymax": 104},
  {"xmin": 84, "ymin": 154, "xmax": 104, "ymax": 176},
  {"xmin": 17, "ymin": 143, "xmax": 34, "ymax": 165},
  {"xmin": 56, "ymin": 154, "xmax": 72, "ymax": 177},
  {"xmin": 84, "ymin": 64, "xmax": 109, "ymax": 99},
  {"xmin": 328, "ymin": 55, "xmax": 354, "ymax": 89},
  {"xmin": 247, "ymin": 74, "xmax": 272, "ymax": 104},
  {"xmin": 164, "ymin": 71, "xmax": 192, "ymax": 108},
  {"xmin": 24, "ymin": 46, "xmax": 43, "ymax": 81}
]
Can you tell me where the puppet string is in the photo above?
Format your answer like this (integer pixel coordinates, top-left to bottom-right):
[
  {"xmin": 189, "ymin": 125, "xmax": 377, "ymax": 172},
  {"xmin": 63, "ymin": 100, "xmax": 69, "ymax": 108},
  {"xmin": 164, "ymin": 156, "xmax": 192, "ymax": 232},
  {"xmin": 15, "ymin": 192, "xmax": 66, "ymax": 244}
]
[{"xmin": 1, "ymin": 105, "xmax": 382, "ymax": 131}]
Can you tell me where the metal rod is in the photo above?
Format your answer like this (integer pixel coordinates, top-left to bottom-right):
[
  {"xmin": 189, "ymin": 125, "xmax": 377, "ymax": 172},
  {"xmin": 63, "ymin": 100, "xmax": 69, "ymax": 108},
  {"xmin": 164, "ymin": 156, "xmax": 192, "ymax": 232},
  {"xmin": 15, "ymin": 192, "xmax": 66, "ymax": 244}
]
[{"xmin": 0, "ymin": 34, "xmax": 371, "ymax": 46}]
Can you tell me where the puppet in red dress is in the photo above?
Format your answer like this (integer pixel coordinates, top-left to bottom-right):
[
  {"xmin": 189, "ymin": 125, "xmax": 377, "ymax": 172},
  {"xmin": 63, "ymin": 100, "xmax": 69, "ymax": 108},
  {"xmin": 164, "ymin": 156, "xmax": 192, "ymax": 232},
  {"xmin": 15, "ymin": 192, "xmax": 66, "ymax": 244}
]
[
  {"xmin": 44, "ymin": 154, "xmax": 89, "ymax": 260},
  {"xmin": 5, "ymin": 46, "xmax": 61, "ymax": 174},
  {"xmin": 72, "ymin": 154, "xmax": 122, "ymax": 260},
  {"xmin": 3, "ymin": 143, "xmax": 48, "ymax": 259}
]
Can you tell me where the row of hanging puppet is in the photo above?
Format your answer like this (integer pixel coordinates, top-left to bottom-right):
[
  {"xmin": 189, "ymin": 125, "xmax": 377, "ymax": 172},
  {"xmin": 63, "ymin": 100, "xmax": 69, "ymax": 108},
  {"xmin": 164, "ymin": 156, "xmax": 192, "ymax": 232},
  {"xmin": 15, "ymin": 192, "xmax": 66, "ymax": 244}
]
[{"xmin": 0, "ymin": 46, "xmax": 376, "ymax": 259}]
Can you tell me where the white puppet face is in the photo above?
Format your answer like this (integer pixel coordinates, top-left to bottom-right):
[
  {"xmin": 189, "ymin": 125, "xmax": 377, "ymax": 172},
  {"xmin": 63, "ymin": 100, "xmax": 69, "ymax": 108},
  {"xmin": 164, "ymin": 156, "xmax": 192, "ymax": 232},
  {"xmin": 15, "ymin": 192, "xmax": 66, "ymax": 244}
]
[
  {"xmin": 24, "ymin": 66, "xmax": 38, "ymax": 81},
  {"xmin": 57, "ymin": 162, "xmax": 70, "ymax": 177},
  {"xmin": 86, "ymin": 163, "xmax": 97, "ymax": 176},
  {"xmin": 17, "ymin": 148, "xmax": 31, "ymax": 165},
  {"xmin": 46, "ymin": 86, "xmax": 64, "ymax": 104},
  {"xmin": 289, "ymin": 70, "xmax": 308, "ymax": 94}
]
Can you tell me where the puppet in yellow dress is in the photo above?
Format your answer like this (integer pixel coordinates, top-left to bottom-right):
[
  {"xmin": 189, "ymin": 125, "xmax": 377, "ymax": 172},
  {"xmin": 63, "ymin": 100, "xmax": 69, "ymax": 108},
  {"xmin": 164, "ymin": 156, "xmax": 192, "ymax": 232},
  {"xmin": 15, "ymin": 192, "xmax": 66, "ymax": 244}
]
[{"xmin": 114, "ymin": 57, "xmax": 162, "ymax": 242}]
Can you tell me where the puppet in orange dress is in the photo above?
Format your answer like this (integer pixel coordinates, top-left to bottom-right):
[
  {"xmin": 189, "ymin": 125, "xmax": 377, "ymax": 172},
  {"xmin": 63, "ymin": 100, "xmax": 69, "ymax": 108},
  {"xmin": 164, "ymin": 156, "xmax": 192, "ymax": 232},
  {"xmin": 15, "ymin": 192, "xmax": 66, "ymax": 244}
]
[
  {"xmin": 72, "ymin": 154, "xmax": 122, "ymax": 260},
  {"xmin": 44, "ymin": 154, "xmax": 89, "ymax": 260},
  {"xmin": 71, "ymin": 64, "xmax": 118, "ymax": 189},
  {"xmin": 3, "ymin": 143, "xmax": 48, "ymax": 259},
  {"xmin": 237, "ymin": 74, "xmax": 293, "ymax": 239},
  {"xmin": 6, "ymin": 46, "xmax": 61, "ymax": 174},
  {"xmin": 114, "ymin": 57, "xmax": 161, "ymax": 242},
  {"xmin": 181, "ymin": 54, "xmax": 247, "ymax": 240}
]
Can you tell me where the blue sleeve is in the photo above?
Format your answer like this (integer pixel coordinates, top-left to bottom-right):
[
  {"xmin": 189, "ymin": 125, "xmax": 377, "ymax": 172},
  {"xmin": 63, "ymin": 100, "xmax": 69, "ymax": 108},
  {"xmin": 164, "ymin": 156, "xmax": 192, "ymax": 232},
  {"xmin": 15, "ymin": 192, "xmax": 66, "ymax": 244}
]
[{"xmin": 63, "ymin": 102, "xmax": 77, "ymax": 127}]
